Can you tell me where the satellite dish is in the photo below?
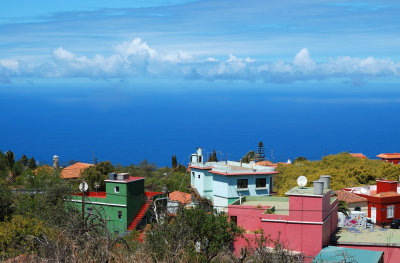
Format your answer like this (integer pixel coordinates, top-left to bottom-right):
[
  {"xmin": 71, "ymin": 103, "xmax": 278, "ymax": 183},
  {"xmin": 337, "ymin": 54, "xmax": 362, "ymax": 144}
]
[
  {"xmin": 297, "ymin": 176, "xmax": 307, "ymax": 188},
  {"xmin": 79, "ymin": 181, "xmax": 88, "ymax": 192},
  {"xmin": 249, "ymin": 161, "xmax": 256, "ymax": 168}
]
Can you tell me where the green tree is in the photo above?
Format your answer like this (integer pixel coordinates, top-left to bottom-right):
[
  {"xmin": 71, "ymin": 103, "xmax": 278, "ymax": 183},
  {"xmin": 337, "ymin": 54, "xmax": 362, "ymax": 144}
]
[
  {"xmin": 28, "ymin": 157, "xmax": 36, "ymax": 170},
  {"xmin": 172, "ymin": 155, "xmax": 177, "ymax": 168},
  {"xmin": 146, "ymin": 206, "xmax": 242, "ymax": 263},
  {"xmin": 0, "ymin": 184, "xmax": 13, "ymax": 221},
  {"xmin": 256, "ymin": 141, "xmax": 265, "ymax": 162},
  {"xmin": 241, "ymin": 151, "xmax": 256, "ymax": 163},
  {"xmin": 4, "ymin": 150, "xmax": 17, "ymax": 182},
  {"xmin": 293, "ymin": 156, "xmax": 308, "ymax": 163},
  {"xmin": 20, "ymin": 154, "xmax": 28, "ymax": 167}
]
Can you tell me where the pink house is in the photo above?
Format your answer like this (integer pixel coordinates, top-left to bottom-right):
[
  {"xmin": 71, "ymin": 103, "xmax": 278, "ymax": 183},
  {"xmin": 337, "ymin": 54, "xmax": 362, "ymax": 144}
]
[{"xmin": 228, "ymin": 177, "xmax": 338, "ymax": 257}]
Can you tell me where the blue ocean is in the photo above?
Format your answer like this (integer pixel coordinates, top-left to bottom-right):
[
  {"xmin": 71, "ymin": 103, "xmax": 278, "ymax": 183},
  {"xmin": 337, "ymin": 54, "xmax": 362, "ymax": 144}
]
[{"xmin": 1, "ymin": 80, "xmax": 399, "ymax": 167}]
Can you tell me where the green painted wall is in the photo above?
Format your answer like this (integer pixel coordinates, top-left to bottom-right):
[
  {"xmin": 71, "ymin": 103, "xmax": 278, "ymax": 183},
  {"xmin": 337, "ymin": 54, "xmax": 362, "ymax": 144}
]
[{"xmin": 68, "ymin": 178, "xmax": 146, "ymax": 234}]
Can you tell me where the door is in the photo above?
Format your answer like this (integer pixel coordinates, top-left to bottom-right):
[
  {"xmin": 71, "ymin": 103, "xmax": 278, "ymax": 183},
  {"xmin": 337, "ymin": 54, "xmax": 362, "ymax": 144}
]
[{"xmin": 371, "ymin": 207, "xmax": 376, "ymax": 223}]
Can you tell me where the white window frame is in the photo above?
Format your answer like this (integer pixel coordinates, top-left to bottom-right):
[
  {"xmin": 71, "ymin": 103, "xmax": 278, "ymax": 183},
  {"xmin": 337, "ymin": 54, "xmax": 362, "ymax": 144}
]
[
  {"xmin": 387, "ymin": 205, "xmax": 395, "ymax": 219},
  {"xmin": 114, "ymin": 186, "xmax": 120, "ymax": 193}
]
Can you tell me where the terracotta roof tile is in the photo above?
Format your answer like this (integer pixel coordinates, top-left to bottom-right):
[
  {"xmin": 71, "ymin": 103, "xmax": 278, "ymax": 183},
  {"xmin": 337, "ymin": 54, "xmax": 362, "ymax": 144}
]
[
  {"xmin": 169, "ymin": 191, "xmax": 192, "ymax": 204},
  {"xmin": 336, "ymin": 190, "xmax": 368, "ymax": 203},
  {"xmin": 373, "ymin": 191, "xmax": 400, "ymax": 198},
  {"xmin": 60, "ymin": 162, "xmax": 94, "ymax": 179},
  {"xmin": 350, "ymin": 153, "xmax": 367, "ymax": 159},
  {"xmin": 256, "ymin": 161, "xmax": 275, "ymax": 166},
  {"xmin": 377, "ymin": 153, "xmax": 400, "ymax": 159}
]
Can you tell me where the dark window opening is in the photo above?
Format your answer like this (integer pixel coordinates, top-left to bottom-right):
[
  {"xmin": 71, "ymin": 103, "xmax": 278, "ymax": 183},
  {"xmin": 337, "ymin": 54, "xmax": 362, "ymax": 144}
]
[
  {"xmin": 237, "ymin": 179, "xmax": 248, "ymax": 189},
  {"xmin": 198, "ymin": 174, "xmax": 200, "ymax": 179},
  {"xmin": 115, "ymin": 186, "xmax": 120, "ymax": 193},
  {"xmin": 355, "ymin": 206, "xmax": 361, "ymax": 211},
  {"xmin": 192, "ymin": 172, "xmax": 195, "ymax": 177},
  {"xmin": 118, "ymin": 211, "xmax": 122, "ymax": 219},
  {"xmin": 230, "ymin": 216, "xmax": 237, "ymax": 225},
  {"xmin": 256, "ymin": 178, "xmax": 267, "ymax": 188}
]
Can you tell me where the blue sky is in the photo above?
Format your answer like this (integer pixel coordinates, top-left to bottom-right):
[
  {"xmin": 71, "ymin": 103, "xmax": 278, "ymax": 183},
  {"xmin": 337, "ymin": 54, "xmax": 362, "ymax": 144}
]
[
  {"xmin": 1, "ymin": 0, "xmax": 400, "ymax": 85},
  {"xmin": 1, "ymin": 0, "xmax": 400, "ymax": 166}
]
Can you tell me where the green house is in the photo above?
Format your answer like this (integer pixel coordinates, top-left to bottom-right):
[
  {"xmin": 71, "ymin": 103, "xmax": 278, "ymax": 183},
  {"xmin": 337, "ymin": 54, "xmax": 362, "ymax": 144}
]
[{"xmin": 68, "ymin": 173, "xmax": 163, "ymax": 235}]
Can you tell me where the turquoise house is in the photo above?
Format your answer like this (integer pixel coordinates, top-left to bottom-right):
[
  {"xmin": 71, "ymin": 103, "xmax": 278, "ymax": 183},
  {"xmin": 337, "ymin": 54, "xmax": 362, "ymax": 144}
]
[{"xmin": 189, "ymin": 148, "xmax": 278, "ymax": 210}]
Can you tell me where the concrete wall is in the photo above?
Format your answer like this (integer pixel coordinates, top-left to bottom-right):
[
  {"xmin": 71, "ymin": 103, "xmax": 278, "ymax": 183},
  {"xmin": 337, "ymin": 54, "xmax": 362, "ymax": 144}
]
[
  {"xmin": 229, "ymin": 191, "xmax": 338, "ymax": 257},
  {"xmin": 348, "ymin": 201, "xmax": 368, "ymax": 213},
  {"xmin": 213, "ymin": 174, "xmax": 272, "ymax": 199}
]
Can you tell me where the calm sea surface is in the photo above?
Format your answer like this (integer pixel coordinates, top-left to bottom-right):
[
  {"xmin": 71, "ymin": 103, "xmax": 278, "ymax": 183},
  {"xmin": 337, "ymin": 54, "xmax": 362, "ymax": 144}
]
[{"xmin": 1, "ymin": 82, "xmax": 399, "ymax": 167}]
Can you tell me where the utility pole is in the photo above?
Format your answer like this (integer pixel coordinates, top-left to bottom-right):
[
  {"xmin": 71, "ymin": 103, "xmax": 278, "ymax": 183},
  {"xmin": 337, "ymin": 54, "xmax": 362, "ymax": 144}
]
[
  {"xmin": 79, "ymin": 181, "xmax": 88, "ymax": 234},
  {"xmin": 81, "ymin": 190, "xmax": 85, "ymax": 234}
]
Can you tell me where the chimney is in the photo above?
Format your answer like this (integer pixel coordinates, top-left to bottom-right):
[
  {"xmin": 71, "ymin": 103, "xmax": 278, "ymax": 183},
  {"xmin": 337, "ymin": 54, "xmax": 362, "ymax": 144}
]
[
  {"xmin": 53, "ymin": 155, "xmax": 59, "ymax": 169},
  {"xmin": 313, "ymin": 181, "xmax": 324, "ymax": 195},
  {"xmin": 319, "ymin": 175, "xmax": 331, "ymax": 189}
]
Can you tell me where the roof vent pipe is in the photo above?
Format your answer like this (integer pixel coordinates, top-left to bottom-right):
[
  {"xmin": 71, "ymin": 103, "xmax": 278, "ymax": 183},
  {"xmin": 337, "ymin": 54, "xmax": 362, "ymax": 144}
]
[
  {"xmin": 319, "ymin": 175, "xmax": 331, "ymax": 189},
  {"xmin": 313, "ymin": 181, "xmax": 324, "ymax": 195},
  {"xmin": 109, "ymin": 173, "xmax": 117, "ymax": 180}
]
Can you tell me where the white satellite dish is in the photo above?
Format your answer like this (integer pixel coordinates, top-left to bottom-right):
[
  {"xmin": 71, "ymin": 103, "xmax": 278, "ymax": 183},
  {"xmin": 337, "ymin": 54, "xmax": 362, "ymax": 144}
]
[
  {"xmin": 249, "ymin": 161, "xmax": 256, "ymax": 168},
  {"xmin": 297, "ymin": 176, "xmax": 307, "ymax": 188},
  {"xmin": 79, "ymin": 181, "xmax": 88, "ymax": 192}
]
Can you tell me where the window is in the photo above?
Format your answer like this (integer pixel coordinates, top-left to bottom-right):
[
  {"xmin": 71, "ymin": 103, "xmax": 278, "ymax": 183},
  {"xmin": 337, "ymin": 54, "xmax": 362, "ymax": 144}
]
[
  {"xmin": 354, "ymin": 206, "xmax": 361, "ymax": 212},
  {"xmin": 192, "ymin": 172, "xmax": 195, "ymax": 178},
  {"xmin": 87, "ymin": 207, "xmax": 93, "ymax": 215},
  {"xmin": 387, "ymin": 205, "xmax": 395, "ymax": 219},
  {"xmin": 237, "ymin": 179, "xmax": 248, "ymax": 189},
  {"xmin": 118, "ymin": 211, "xmax": 122, "ymax": 219},
  {"xmin": 114, "ymin": 186, "xmax": 119, "ymax": 193},
  {"xmin": 198, "ymin": 174, "xmax": 200, "ymax": 179},
  {"xmin": 256, "ymin": 178, "xmax": 267, "ymax": 188},
  {"xmin": 230, "ymin": 216, "xmax": 237, "ymax": 225}
]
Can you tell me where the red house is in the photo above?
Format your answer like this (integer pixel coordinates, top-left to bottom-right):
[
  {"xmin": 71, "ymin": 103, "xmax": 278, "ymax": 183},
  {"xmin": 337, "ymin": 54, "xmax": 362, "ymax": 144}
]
[
  {"xmin": 377, "ymin": 153, "xmax": 400, "ymax": 165},
  {"xmin": 228, "ymin": 176, "xmax": 338, "ymax": 257},
  {"xmin": 344, "ymin": 180, "xmax": 400, "ymax": 226}
]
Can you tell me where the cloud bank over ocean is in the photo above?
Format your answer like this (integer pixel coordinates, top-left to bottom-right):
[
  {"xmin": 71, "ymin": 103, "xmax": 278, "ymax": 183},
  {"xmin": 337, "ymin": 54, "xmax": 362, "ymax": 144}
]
[{"xmin": 1, "ymin": 38, "xmax": 399, "ymax": 85}]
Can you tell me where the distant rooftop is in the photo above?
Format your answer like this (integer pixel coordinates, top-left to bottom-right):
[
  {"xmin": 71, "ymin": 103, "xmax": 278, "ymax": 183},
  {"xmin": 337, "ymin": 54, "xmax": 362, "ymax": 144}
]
[
  {"xmin": 336, "ymin": 190, "xmax": 368, "ymax": 203},
  {"xmin": 377, "ymin": 153, "xmax": 400, "ymax": 159},
  {"xmin": 336, "ymin": 228, "xmax": 400, "ymax": 247},
  {"xmin": 61, "ymin": 162, "xmax": 94, "ymax": 179},
  {"xmin": 350, "ymin": 153, "xmax": 367, "ymax": 159}
]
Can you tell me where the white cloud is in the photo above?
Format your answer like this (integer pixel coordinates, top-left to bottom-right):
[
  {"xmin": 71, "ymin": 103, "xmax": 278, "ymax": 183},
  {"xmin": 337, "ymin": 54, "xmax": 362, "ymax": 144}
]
[
  {"xmin": 1, "ymin": 39, "xmax": 400, "ymax": 84},
  {"xmin": 293, "ymin": 48, "xmax": 315, "ymax": 71}
]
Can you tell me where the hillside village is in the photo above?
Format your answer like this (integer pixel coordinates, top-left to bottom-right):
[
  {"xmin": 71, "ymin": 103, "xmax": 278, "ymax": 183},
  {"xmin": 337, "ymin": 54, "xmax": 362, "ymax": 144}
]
[{"xmin": 1, "ymin": 147, "xmax": 400, "ymax": 262}]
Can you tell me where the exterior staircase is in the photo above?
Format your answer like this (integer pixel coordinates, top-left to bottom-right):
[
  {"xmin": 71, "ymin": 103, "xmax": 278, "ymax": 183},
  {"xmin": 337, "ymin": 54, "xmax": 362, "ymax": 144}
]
[
  {"xmin": 127, "ymin": 200, "xmax": 150, "ymax": 231},
  {"xmin": 127, "ymin": 192, "xmax": 162, "ymax": 231}
]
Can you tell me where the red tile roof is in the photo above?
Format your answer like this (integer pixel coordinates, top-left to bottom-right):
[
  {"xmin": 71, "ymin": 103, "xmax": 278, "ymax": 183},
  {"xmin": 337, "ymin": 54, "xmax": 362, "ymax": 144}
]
[
  {"xmin": 72, "ymin": 191, "xmax": 107, "ymax": 199},
  {"xmin": 169, "ymin": 191, "xmax": 192, "ymax": 204},
  {"xmin": 377, "ymin": 153, "xmax": 400, "ymax": 159},
  {"xmin": 337, "ymin": 190, "xmax": 368, "ymax": 203},
  {"xmin": 256, "ymin": 161, "xmax": 275, "ymax": 166},
  {"xmin": 373, "ymin": 191, "xmax": 400, "ymax": 198},
  {"xmin": 60, "ymin": 162, "xmax": 94, "ymax": 179},
  {"xmin": 350, "ymin": 153, "xmax": 367, "ymax": 159}
]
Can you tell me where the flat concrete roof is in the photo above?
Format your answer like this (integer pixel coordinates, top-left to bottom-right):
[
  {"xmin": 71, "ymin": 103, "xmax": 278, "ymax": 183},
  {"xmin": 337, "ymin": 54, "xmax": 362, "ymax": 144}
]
[
  {"xmin": 336, "ymin": 228, "xmax": 400, "ymax": 247},
  {"xmin": 235, "ymin": 196, "xmax": 290, "ymax": 216},
  {"xmin": 285, "ymin": 186, "xmax": 331, "ymax": 197}
]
